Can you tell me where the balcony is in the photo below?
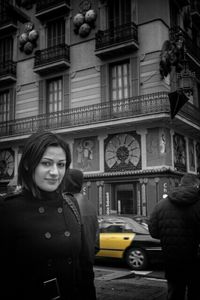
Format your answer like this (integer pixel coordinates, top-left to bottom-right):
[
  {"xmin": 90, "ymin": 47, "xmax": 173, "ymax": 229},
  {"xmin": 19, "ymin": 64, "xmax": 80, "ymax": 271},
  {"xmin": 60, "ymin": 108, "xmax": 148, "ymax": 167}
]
[
  {"xmin": 0, "ymin": 60, "xmax": 16, "ymax": 86},
  {"xmin": 34, "ymin": 43, "xmax": 70, "ymax": 75},
  {"xmin": 190, "ymin": 1, "xmax": 200, "ymax": 26},
  {"xmin": 169, "ymin": 26, "xmax": 200, "ymax": 65},
  {"xmin": 0, "ymin": 91, "xmax": 200, "ymax": 140},
  {"xmin": 95, "ymin": 22, "xmax": 139, "ymax": 59},
  {"xmin": 0, "ymin": 15, "xmax": 17, "ymax": 34},
  {"xmin": 35, "ymin": 0, "xmax": 70, "ymax": 20},
  {"xmin": 0, "ymin": 3, "xmax": 29, "ymax": 34}
]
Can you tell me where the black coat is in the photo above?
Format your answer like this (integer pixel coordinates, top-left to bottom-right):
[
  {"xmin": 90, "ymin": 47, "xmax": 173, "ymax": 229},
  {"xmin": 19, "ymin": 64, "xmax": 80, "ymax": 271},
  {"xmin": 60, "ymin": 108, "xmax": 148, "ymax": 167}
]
[
  {"xmin": 0, "ymin": 190, "xmax": 96, "ymax": 300},
  {"xmin": 148, "ymin": 186, "xmax": 200, "ymax": 278}
]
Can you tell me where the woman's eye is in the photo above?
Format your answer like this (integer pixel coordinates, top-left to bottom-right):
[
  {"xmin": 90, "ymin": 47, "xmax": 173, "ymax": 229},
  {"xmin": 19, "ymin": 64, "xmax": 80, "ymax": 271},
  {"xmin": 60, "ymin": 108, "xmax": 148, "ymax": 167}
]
[
  {"xmin": 58, "ymin": 162, "xmax": 65, "ymax": 168},
  {"xmin": 41, "ymin": 161, "xmax": 51, "ymax": 167}
]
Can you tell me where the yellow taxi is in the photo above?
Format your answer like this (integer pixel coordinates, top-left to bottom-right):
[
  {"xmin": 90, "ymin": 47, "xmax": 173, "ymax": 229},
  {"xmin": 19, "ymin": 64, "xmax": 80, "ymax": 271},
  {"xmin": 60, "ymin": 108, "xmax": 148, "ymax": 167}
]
[{"xmin": 95, "ymin": 215, "xmax": 162, "ymax": 270}]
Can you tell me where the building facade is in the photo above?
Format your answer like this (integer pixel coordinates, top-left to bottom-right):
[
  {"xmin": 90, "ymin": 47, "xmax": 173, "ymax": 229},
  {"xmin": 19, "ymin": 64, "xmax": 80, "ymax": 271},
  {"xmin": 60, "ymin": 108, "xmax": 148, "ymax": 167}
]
[{"xmin": 0, "ymin": 0, "xmax": 200, "ymax": 216}]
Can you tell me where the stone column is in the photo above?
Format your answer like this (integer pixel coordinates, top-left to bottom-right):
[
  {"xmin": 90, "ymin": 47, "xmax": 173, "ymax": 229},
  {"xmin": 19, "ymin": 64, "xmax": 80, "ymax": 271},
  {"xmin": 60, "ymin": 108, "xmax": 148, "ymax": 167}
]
[
  {"xmin": 136, "ymin": 128, "xmax": 147, "ymax": 169},
  {"xmin": 67, "ymin": 138, "xmax": 74, "ymax": 168},
  {"xmin": 139, "ymin": 178, "xmax": 148, "ymax": 216},
  {"xmin": 170, "ymin": 129, "xmax": 175, "ymax": 169},
  {"xmin": 98, "ymin": 134, "xmax": 108, "ymax": 172},
  {"xmin": 96, "ymin": 180, "xmax": 104, "ymax": 215}
]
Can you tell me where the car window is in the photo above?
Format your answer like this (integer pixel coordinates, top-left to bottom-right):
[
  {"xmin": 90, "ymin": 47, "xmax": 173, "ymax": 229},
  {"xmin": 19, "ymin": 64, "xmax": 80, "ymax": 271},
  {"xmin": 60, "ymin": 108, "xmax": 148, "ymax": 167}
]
[
  {"xmin": 103, "ymin": 225, "xmax": 124, "ymax": 233},
  {"xmin": 98, "ymin": 216, "xmax": 149, "ymax": 235}
]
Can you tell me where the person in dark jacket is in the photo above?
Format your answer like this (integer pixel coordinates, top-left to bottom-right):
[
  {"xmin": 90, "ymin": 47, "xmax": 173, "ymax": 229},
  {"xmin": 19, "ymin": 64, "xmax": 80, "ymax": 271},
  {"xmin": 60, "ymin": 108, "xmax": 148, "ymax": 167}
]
[
  {"xmin": 64, "ymin": 168, "xmax": 99, "ymax": 299},
  {"xmin": 64, "ymin": 168, "xmax": 99, "ymax": 259},
  {"xmin": 148, "ymin": 173, "xmax": 200, "ymax": 300},
  {"xmin": 0, "ymin": 130, "xmax": 97, "ymax": 300}
]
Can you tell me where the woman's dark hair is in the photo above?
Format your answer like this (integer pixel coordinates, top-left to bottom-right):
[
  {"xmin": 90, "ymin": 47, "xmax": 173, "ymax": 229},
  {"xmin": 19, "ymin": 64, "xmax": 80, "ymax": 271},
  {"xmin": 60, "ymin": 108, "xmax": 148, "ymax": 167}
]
[{"xmin": 18, "ymin": 130, "xmax": 71, "ymax": 198}]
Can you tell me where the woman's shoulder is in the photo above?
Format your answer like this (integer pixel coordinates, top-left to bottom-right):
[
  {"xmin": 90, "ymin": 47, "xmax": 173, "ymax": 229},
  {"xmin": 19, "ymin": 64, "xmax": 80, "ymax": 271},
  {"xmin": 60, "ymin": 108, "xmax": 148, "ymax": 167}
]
[{"xmin": 3, "ymin": 189, "xmax": 25, "ymax": 203}]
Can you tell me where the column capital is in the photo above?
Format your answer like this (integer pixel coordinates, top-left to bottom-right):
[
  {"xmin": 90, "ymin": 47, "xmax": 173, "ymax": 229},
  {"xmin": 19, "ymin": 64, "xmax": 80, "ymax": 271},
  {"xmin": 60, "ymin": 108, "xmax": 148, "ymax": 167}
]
[
  {"xmin": 98, "ymin": 134, "xmax": 108, "ymax": 141},
  {"xmin": 136, "ymin": 128, "xmax": 148, "ymax": 136}
]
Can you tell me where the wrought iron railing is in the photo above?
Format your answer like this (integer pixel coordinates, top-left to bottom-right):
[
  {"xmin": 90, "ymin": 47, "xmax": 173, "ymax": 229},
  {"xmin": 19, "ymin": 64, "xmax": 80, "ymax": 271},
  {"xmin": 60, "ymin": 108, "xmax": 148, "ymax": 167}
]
[
  {"xmin": 0, "ymin": 91, "xmax": 199, "ymax": 139},
  {"xmin": 34, "ymin": 43, "xmax": 70, "ymax": 67},
  {"xmin": 95, "ymin": 22, "xmax": 138, "ymax": 50},
  {"xmin": 0, "ymin": 60, "xmax": 16, "ymax": 77},
  {"xmin": 36, "ymin": 0, "xmax": 70, "ymax": 13}
]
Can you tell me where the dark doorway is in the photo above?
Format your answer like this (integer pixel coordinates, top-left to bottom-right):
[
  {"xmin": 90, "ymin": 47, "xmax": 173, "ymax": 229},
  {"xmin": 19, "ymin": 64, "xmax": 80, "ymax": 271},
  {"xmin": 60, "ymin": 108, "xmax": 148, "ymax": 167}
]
[{"xmin": 113, "ymin": 183, "xmax": 137, "ymax": 214}]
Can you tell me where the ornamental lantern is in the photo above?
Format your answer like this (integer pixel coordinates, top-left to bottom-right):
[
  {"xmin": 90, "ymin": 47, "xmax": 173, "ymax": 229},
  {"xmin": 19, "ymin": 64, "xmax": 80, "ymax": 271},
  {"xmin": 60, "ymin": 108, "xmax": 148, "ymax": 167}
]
[
  {"xmin": 177, "ymin": 55, "xmax": 195, "ymax": 94},
  {"xmin": 177, "ymin": 70, "xmax": 195, "ymax": 92}
]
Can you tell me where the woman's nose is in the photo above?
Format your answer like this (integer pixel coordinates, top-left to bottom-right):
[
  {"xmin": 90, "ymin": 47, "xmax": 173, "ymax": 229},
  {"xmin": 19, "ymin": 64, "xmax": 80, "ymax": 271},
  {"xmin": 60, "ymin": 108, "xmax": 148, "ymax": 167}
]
[{"xmin": 49, "ymin": 164, "xmax": 59, "ymax": 175}]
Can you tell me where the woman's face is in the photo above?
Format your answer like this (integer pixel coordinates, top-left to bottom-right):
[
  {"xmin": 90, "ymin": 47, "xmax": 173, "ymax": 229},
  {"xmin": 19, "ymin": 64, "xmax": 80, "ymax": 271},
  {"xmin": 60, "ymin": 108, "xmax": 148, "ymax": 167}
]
[{"xmin": 34, "ymin": 146, "xmax": 66, "ymax": 192}]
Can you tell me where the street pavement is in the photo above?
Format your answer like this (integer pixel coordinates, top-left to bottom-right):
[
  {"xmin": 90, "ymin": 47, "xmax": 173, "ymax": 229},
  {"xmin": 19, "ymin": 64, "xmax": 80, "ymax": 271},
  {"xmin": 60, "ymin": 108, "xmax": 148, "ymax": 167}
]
[{"xmin": 94, "ymin": 266, "xmax": 167, "ymax": 300}]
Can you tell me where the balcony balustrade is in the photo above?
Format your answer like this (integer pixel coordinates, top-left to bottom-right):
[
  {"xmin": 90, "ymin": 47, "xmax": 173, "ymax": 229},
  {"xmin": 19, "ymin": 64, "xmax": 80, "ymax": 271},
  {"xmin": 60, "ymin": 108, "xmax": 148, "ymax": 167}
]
[
  {"xmin": 0, "ymin": 91, "xmax": 186, "ymax": 138},
  {"xmin": 95, "ymin": 22, "xmax": 139, "ymax": 59},
  {"xmin": 0, "ymin": 1, "xmax": 29, "ymax": 34},
  {"xmin": 34, "ymin": 43, "xmax": 70, "ymax": 74},
  {"xmin": 35, "ymin": 0, "xmax": 70, "ymax": 20},
  {"xmin": 1, "ymin": 91, "xmax": 199, "ymax": 139},
  {"xmin": 0, "ymin": 60, "xmax": 16, "ymax": 85}
]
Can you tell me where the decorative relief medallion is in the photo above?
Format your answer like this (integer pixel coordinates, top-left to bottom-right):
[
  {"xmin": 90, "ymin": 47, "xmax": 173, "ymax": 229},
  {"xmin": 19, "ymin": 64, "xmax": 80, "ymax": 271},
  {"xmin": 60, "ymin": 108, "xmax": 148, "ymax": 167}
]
[
  {"xmin": 105, "ymin": 133, "xmax": 141, "ymax": 172},
  {"xmin": 0, "ymin": 149, "xmax": 14, "ymax": 178}
]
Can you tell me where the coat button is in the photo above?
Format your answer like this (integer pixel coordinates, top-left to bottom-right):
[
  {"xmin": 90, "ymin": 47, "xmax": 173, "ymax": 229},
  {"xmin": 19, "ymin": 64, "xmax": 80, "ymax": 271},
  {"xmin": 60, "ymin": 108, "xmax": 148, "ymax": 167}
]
[
  {"xmin": 39, "ymin": 207, "xmax": 45, "ymax": 213},
  {"xmin": 57, "ymin": 207, "xmax": 63, "ymax": 213},
  {"xmin": 47, "ymin": 258, "xmax": 53, "ymax": 267},
  {"xmin": 64, "ymin": 231, "xmax": 71, "ymax": 237},
  {"xmin": 44, "ymin": 232, "xmax": 52, "ymax": 239},
  {"xmin": 67, "ymin": 257, "xmax": 72, "ymax": 264}
]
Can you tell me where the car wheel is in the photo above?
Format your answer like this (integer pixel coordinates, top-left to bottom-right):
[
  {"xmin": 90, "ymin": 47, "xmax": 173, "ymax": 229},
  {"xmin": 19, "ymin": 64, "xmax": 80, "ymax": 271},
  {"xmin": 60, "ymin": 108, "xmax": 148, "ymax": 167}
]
[{"xmin": 125, "ymin": 248, "xmax": 148, "ymax": 270}]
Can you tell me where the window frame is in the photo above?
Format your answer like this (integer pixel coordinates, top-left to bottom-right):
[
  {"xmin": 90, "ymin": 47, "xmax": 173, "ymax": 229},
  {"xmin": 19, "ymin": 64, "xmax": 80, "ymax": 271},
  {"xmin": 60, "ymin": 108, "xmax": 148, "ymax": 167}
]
[
  {"xmin": 109, "ymin": 60, "xmax": 130, "ymax": 101},
  {"xmin": 108, "ymin": 0, "xmax": 131, "ymax": 28},
  {"xmin": 46, "ymin": 18, "xmax": 65, "ymax": 47},
  {"xmin": 0, "ymin": 90, "xmax": 10, "ymax": 123},
  {"xmin": 46, "ymin": 76, "xmax": 63, "ymax": 113}
]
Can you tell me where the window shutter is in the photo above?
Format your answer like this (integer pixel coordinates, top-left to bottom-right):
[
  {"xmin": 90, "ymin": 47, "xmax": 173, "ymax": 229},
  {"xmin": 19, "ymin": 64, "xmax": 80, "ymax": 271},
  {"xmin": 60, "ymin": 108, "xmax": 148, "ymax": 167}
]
[
  {"xmin": 130, "ymin": 56, "xmax": 139, "ymax": 97},
  {"xmin": 38, "ymin": 79, "xmax": 46, "ymax": 114},
  {"xmin": 100, "ymin": 64, "xmax": 108, "ymax": 102},
  {"xmin": 63, "ymin": 73, "xmax": 70, "ymax": 110}
]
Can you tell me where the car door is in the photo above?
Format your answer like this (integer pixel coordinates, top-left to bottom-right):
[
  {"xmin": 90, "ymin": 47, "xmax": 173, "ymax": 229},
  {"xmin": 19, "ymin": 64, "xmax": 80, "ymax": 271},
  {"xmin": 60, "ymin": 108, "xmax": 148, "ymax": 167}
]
[{"xmin": 97, "ymin": 224, "xmax": 135, "ymax": 259}]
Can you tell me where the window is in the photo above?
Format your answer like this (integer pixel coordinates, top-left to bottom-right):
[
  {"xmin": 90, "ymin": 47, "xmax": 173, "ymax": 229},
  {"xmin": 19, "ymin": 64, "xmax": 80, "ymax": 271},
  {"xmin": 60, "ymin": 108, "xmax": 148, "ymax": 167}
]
[
  {"xmin": 0, "ymin": 90, "xmax": 10, "ymax": 122},
  {"xmin": 0, "ymin": 0, "xmax": 8, "ymax": 22},
  {"xmin": 47, "ymin": 19, "xmax": 65, "ymax": 47},
  {"xmin": 170, "ymin": 0, "xmax": 180, "ymax": 27},
  {"xmin": 108, "ymin": 0, "xmax": 131, "ymax": 28},
  {"xmin": 0, "ymin": 37, "xmax": 13, "ymax": 64},
  {"xmin": 47, "ymin": 77, "xmax": 63, "ymax": 113},
  {"xmin": 110, "ymin": 61, "xmax": 130, "ymax": 100}
]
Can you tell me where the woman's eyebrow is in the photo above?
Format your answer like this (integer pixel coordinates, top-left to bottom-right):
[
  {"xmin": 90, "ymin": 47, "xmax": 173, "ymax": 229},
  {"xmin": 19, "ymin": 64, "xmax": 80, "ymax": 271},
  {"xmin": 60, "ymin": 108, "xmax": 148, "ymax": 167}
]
[{"xmin": 42, "ymin": 157, "xmax": 66, "ymax": 162}]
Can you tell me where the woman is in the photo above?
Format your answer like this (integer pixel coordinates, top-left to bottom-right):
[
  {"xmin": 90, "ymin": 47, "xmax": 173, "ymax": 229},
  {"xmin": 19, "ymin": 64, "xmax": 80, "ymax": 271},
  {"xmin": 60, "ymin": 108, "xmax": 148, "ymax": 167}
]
[{"xmin": 0, "ymin": 130, "xmax": 96, "ymax": 300}]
